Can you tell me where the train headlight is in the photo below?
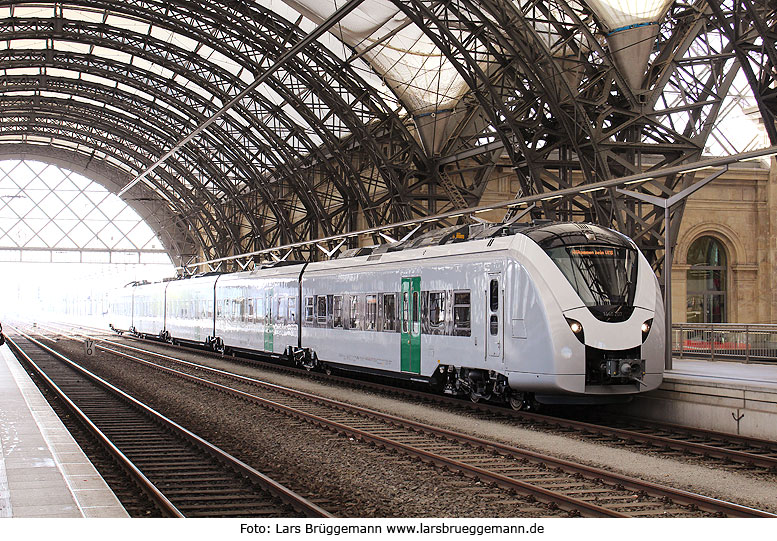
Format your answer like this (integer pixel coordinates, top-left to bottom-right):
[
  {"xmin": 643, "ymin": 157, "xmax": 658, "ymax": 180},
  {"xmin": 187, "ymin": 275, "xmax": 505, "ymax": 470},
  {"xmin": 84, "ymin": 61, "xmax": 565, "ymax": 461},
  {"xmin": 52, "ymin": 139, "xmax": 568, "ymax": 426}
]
[
  {"xmin": 565, "ymin": 318, "xmax": 585, "ymax": 344},
  {"xmin": 641, "ymin": 319, "xmax": 653, "ymax": 342}
]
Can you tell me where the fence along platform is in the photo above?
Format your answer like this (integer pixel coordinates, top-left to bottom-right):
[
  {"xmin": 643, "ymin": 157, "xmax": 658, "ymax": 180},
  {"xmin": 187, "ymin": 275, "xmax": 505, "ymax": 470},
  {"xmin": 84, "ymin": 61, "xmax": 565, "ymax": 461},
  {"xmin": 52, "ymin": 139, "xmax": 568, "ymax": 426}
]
[
  {"xmin": 673, "ymin": 323, "xmax": 777, "ymax": 363},
  {"xmin": 624, "ymin": 335, "xmax": 777, "ymax": 440}
]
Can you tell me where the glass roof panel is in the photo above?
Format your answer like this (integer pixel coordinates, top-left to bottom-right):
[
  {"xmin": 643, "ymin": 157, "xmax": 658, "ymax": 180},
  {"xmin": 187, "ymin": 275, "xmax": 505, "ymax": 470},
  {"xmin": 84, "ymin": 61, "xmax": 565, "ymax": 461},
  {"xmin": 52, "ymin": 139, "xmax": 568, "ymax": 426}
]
[
  {"xmin": 149, "ymin": 24, "xmax": 198, "ymax": 52},
  {"xmin": 91, "ymin": 45, "xmax": 133, "ymax": 65},
  {"xmin": 280, "ymin": 0, "xmax": 472, "ymax": 113},
  {"xmin": 105, "ymin": 13, "xmax": 151, "ymax": 35},
  {"xmin": 81, "ymin": 72, "xmax": 118, "ymax": 88},
  {"xmin": 53, "ymin": 40, "xmax": 91, "ymax": 54},
  {"xmin": 9, "ymin": 39, "xmax": 47, "ymax": 50},
  {"xmin": 12, "ymin": 5, "xmax": 55, "ymax": 18},
  {"xmin": 3, "ymin": 67, "xmax": 40, "ymax": 76},
  {"xmin": 131, "ymin": 56, "xmax": 175, "ymax": 79},
  {"xmin": 61, "ymin": 7, "xmax": 104, "ymax": 24},
  {"xmin": 45, "ymin": 67, "xmax": 82, "ymax": 79}
]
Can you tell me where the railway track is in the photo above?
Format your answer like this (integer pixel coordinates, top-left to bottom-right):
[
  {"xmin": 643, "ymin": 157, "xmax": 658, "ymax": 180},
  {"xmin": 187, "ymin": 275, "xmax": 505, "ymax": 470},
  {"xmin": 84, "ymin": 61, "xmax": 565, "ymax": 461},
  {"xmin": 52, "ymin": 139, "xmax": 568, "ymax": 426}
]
[
  {"xmin": 35, "ymin": 329, "xmax": 774, "ymax": 518},
  {"xmin": 5, "ymin": 329, "xmax": 331, "ymax": 519},
  {"xmin": 49, "ymin": 320, "xmax": 777, "ymax": 475}
]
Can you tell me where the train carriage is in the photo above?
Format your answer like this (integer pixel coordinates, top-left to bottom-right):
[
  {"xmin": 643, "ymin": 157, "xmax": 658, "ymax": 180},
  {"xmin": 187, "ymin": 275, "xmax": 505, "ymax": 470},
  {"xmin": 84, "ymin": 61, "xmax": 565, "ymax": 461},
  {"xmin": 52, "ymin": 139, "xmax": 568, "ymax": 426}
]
[
  {"xmin": 108, "ymin": 284, "xmax": 134, "ymax": 334},
  {"xmin": 132, "ymin": 281, "xmax": 167, "ymax": 339},
  {"xmin": 107, "ymin": 221, "xmax": 664, "ymax": 408},
  {"xmin": 165, "ymin": 275, "xmax": 218, "ymax": 346},
  {"xmin": 215, "ymin": 268, "xmax": 300, "ymax": 355},
  {"xmin": 299, "ymin": 241, "xmax": 504, "ymax": 383}
]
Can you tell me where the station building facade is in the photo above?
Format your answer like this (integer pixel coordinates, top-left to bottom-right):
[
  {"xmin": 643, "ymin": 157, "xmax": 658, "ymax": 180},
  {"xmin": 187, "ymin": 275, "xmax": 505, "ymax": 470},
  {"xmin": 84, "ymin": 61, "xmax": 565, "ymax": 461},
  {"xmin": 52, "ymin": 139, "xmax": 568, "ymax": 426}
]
[{"xmin": 670, "ymin": 158, "xmax": 775, "ymax": 324}]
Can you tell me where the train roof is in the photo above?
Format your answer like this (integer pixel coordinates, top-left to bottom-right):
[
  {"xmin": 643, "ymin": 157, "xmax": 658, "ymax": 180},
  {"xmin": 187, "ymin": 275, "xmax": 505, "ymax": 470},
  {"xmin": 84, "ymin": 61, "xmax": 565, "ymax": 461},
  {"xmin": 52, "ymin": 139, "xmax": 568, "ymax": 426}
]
[
  {"xmin": 125, "ymin": 221, "xmax": 634, "ymax": 288},
  {"xmin": 336, "ymin": 220, "xmax": 631, "ymax": 260}
]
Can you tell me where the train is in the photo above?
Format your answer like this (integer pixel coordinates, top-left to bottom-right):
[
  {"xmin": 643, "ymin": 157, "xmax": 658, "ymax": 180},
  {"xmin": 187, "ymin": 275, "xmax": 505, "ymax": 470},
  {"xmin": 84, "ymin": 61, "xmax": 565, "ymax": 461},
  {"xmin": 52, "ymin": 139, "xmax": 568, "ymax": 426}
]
[{"xmin": 107, "ymin": 221, "xmax": 665, "ymax": 409}]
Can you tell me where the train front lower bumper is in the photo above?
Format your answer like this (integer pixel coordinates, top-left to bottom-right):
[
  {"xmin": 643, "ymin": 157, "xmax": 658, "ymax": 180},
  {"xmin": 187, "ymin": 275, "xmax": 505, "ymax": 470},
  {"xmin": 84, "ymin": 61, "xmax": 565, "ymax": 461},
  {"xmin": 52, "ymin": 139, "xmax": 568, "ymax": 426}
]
[{"xmin": 505, "ymin": 369, "xmax": 662, "ymax": 396}]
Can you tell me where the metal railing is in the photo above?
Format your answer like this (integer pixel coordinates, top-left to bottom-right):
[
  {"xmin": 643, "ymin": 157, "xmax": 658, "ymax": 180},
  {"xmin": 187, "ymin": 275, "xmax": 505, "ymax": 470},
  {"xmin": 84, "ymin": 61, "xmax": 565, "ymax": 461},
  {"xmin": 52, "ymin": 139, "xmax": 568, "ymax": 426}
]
[{"xmin": 672, "ymin": 323, "xmax": 777, "ymax": 363}]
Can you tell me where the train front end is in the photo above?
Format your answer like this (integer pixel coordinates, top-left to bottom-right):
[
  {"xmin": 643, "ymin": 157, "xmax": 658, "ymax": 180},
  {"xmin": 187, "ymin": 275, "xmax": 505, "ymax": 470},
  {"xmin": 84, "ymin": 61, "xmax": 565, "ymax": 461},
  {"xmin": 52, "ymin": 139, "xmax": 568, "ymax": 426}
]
[{"xmin": 509, "ymin": 223, "xmax": 664, "ymax": 403}]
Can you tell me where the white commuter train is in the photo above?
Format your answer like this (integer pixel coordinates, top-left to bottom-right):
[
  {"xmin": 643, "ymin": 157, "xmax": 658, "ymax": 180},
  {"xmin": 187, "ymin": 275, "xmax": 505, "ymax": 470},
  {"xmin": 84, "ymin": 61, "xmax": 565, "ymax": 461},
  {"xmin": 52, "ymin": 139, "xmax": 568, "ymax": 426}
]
[{"xmin": 108, "ymin": 222, "xmax": 664, "ymax": 408}]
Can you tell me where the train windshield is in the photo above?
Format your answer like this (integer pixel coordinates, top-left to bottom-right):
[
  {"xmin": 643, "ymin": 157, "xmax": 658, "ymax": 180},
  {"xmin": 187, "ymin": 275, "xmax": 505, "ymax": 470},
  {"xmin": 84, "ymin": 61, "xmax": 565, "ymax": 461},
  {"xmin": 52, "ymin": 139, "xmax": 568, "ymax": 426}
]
[{"xmin": 545, "ymin": 245, "xmax": 638, "ymax": 321}]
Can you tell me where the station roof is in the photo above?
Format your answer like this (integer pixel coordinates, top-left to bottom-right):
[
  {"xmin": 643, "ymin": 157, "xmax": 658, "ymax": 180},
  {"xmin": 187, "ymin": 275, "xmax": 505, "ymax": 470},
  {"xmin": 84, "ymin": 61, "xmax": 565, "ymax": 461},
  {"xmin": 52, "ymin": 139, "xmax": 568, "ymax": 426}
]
[{"xmin": 0, "ymin": 1, "xmax": 773, "ymax": 268}]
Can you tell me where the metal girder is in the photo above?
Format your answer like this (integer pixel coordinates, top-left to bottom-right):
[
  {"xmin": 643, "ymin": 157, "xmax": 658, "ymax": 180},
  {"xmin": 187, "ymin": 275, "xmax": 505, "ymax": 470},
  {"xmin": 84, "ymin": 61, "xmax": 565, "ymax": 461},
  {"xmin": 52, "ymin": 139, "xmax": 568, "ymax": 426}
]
[
  {"xmin": 707, "ymin": 0, "xmax": 777, "ymax": 144},
  {"xmin": 0, "ymin": 1, "xmax": 773, "ymax": 276},
  {"xmin": 395, "ymin": 0, "xmax": 753, "ymax": 276},
  {"xmin": 0, "ymin": 0, "xmax": 428, "ymax": 268}
]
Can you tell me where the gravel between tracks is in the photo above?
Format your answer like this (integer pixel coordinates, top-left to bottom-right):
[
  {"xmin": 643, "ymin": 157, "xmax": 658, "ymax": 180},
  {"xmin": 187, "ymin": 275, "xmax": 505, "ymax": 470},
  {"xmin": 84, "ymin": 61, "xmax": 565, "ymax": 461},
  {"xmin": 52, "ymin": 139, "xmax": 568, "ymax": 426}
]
[
  {"xmin": 47, "ymin": 337, "xmax": 565, "ymax": 518},
  {"xmin": 49, "ymin": 336, "xmax": 777, "ymax": 515}
]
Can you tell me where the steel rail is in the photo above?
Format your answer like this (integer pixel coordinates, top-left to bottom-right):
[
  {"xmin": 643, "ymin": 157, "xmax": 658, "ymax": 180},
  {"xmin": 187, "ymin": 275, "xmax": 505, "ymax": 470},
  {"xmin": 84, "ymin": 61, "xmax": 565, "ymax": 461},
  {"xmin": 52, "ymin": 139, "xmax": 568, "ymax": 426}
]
[
  {"xmin": 82, "ymin": 338, "xmax": 775, "ymax": 518},
  {"xmin": 42, "ymin": 321, "xmax": 777, "ymax": 473},
  {"xmin": 88, "ymin": 343, "xmax": 620, "ymax": 517},
  {"xmin": 5, "ymin": 332, "xmax": 184, "ymax": 518},
  {"xmin": 8, "ymin": 328, "xmax": 332, "ymax": 518},
  {"xmin": 46, "ymin": 321, "xmax": 777, "ymax": 472},
  {"xmin": 517, "ymin": 415, "xmax": 777, "ymax": 471}
]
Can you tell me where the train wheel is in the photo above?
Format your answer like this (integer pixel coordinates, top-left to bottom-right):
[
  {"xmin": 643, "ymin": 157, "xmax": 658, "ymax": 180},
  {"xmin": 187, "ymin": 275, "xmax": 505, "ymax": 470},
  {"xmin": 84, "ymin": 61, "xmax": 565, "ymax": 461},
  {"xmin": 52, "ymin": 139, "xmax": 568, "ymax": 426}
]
[
  {"xmin": 509, "ymin": 392, "xmax": 526, "ymax": 411},
  {"xmin": 470, "ymin": 391, "xmax": 491, "ymax": 403}
]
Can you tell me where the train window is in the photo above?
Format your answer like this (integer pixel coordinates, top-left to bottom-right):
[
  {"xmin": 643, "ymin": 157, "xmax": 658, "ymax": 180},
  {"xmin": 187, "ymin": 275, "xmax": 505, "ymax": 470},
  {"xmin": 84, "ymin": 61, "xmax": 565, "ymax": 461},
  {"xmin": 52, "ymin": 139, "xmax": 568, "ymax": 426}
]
[
  {"xmin": 305, "ymin": 296, "xmax": 314, "ymax": 323},
  {"xmin": 383, "ymin": 294, "xmax": 397, "ymax": 332},
  {"xmin": 490, "ymin": 314, "xmax": 498, "ymax": 336},
  {"xmin": 490, "ymin": 280, "xmax": 499, "ymax": 311},
  {"xmin": 365, "ymin": 294, "xmax": 377, "ymax": 330},
  {"xmin": 279, "ymin": 297, "xmax": 288, "ymax": 324},
  {"xmin": 402, "ymin": 292, "xmax": 409, "ymax": 333},
  {"xmin": 256, "ymin": 297, "xmax": 265, "ymax": 323},
  {"xmin": 326, "ymin": 295, "xmax": 334, "ymax": 328},
  {"xmin": 288, "ymin": 297, "xmax": 297, "ymax": 323},
  {"xmin": 333, "ymin": 295, "xmax": 343, "ymax": 328},
  {"xmin": 412, "ymin": 291, "xmax": 419, "ymax": 322},
  {"xmin": 428, "ymin": 291, "xmax": 445, "ymax": 328},
  {"xmin": 349, "ymin": 295, "xmax": 361, "ymax": 330},
  {"xmin": 317, "ymin": 296, "xmax": 327, "ymax": 325},
  {"xmin": 453, "ymin": 291, "xmax": 471, "ymax": 336}
]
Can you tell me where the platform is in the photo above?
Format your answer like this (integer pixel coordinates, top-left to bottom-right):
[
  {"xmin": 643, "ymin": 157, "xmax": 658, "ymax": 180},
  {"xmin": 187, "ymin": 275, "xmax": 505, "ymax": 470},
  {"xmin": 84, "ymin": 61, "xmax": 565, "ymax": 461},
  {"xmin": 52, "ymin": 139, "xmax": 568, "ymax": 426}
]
[
  {"xmin": 0, "ymin": 342, "xmax": 128, "ymax": 518},
  {"xmin": 623, "ymin": 358, "xmax": 777, "ymax": 440}
]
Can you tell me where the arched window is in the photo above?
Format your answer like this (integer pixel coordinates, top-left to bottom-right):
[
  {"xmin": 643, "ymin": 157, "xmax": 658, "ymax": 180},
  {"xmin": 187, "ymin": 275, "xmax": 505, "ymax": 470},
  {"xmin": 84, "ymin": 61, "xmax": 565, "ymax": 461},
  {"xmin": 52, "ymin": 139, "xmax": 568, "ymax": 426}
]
[{"xmin": 686, "ymin": 236, "xmax": 727, "ymax": 323}]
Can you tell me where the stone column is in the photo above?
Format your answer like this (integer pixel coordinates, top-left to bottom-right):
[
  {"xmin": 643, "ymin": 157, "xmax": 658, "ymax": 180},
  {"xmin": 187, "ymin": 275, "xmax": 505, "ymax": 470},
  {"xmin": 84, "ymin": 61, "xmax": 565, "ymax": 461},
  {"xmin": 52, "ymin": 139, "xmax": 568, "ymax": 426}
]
[
  {"xmin": 672, "ymin": 263, "xmax": 689, "ymax": 323},
  {"xmin": 769, "ymin": 158, "xmax": 777, "ymax": 322}
]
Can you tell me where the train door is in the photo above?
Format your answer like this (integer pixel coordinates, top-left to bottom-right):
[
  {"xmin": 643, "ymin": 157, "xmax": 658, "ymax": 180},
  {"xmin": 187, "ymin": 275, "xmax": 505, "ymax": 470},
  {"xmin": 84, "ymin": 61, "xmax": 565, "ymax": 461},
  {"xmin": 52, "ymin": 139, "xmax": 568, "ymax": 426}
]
[
  {"xmin": 487, "ymin": 272, "xmax": 504, "ymax": 362},
  {"xmin": 400, "ymin": 277, "xmax": 421, "ymax": 374},
  {"xmin": 264, "ymin": 288, "xmax": 274, "ymax": 352}
]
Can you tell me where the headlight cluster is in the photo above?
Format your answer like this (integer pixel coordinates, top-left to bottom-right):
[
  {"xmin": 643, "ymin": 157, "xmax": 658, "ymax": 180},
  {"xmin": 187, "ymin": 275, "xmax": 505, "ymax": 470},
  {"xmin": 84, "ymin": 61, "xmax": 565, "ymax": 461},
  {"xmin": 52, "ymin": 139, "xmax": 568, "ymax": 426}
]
[
  {"xmin": 565, "ymin": 317, "xmax": 653, "ymax": 344},
  {"xmin": 641, "ymin": 319, "xmax": 653, "ymax": 342},
  {"xmin": 565, "ymin": 318, "xmax": 585, "ymax": 344}
]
